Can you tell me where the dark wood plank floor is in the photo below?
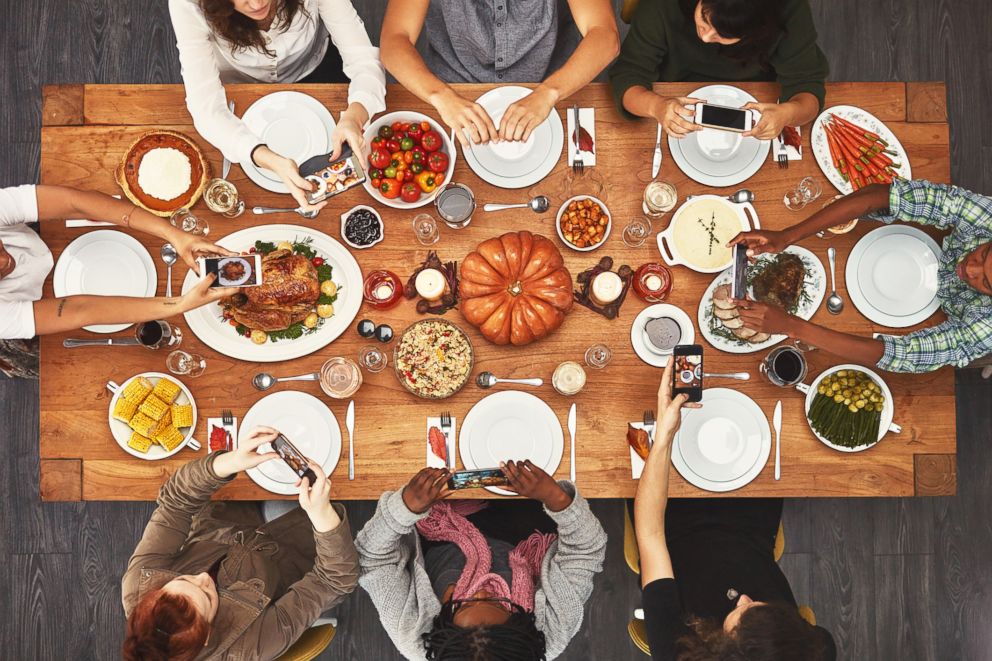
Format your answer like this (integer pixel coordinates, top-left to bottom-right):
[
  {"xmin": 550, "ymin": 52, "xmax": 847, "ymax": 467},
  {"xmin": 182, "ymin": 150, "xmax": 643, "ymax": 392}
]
[{"xmin": 2, "ymin": 1, "xmax": 991, "ymax": 659}]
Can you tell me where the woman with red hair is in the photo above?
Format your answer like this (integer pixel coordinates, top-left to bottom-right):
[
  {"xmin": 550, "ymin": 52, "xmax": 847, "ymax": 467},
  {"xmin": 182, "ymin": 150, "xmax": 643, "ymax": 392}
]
[{"xmin": 122, "ymin": 426, "xmax": 358, "ymax": 660}]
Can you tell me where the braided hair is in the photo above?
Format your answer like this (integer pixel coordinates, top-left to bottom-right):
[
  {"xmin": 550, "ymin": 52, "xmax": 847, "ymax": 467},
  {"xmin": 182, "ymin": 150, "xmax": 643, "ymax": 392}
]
[{"xmin": 422, "ymin": 600, "xmax": 547, "ymax": 661}]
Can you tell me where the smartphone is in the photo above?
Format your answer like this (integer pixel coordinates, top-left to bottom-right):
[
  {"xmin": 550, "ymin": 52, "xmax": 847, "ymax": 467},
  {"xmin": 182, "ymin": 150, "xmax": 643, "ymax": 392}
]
[
  {"xmin": 298, "ymin": 145, "xmax": 367, "ymax": 205},
  {"xmin": 672, "ymin": 344, "xmax": 704, "ymax": 403},
  {"xmin": 446, "ymin": 468, "xmax": 510, "ymax": 490},
  {"xmin": 271, "ymin": 433, "xmax": 318, "ymax": 485},
  {"xmin": 731, "ymin": 244, "xmax": 749, "ymax": 300},
  {"xmin": 199, "ymin": 255, "xmax": 262, "ymax": 288},
  {"xmin": 694, "ymin": 103, "xmax": 754, "ymax": 133}
]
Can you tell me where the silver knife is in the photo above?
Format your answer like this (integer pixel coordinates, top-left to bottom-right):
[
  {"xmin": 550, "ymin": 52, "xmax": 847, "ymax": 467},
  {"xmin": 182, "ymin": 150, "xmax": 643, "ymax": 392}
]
[
  {"xmin": 346, "ymin": 400, "xmax": 355, "ymax": 480},
  {"xmin": 567, "ymin": 403, "xmax": 577, "ymax": 483},
  {"xmin": 222, "ymin": 100, "xmax": 235, "ymax": 178},
  {"xmin": 773, "ymin": 400, "xmax": 783, "ymax": 480},
  {"xmin": 651, "ymin": 123, "xmax": 663, "ymax": 178},
  {"xmin": 446, "ymin": 420, "xmax": 455, "ymax": 471},
  {"xmin": 64, "ymin": 337, "xmax": 141, "ymax": 348}
]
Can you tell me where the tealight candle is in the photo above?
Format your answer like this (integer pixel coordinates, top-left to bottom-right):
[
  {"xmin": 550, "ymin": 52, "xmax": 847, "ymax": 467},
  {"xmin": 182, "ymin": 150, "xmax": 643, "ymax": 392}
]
[
  {"xmin": 590, "ymin": 271, "xmax": 623, "ymax": 306},
  {"xmin": 415, "ymin": 268, "xmax": 446, "ymax": 301}
]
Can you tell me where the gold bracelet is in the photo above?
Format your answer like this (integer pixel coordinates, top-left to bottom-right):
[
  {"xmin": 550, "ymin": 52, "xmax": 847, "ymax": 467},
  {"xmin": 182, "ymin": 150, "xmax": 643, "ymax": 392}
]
[{"xmin": 121, "ymin": 203, "xmax": 138, "ymax": 227}]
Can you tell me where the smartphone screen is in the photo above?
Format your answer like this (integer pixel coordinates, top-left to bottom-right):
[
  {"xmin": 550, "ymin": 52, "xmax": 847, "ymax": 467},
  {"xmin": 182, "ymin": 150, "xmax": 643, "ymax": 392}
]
[
  {"xmin": 446, "ymin": 468, "xmax": 510, "ymax": 490},
  {"xmin": 700, "ymin": 104, "xmax": 749, "ymax": 131},
  {"xmin": 672, "ymin": 344, "xmax": 704, "ymax": 402},
  {"xmin": 271, "ymin": 434, "xmax": 318, "ymax": 484},
  {"xmin": 732, "ymin": 244, "xmax": 749, "ymax": 300},
  {"xmin": 199, "ymin": 255, "xmax": 262, "ymax": 288}
]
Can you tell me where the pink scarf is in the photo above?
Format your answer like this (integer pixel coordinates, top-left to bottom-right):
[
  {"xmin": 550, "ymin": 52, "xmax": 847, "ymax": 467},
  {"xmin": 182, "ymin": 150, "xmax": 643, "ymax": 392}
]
[{"xmin": 416, "ymin": 500, "xmax": 556, "ymax": 612}]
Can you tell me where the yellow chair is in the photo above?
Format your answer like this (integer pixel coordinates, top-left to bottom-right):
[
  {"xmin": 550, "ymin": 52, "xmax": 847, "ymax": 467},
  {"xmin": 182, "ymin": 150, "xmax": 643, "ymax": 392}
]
[
  {"xmin": 275, "ymin": 623, "xmax": 337, "ymax": 661},
  {"xmin": 623, "ymin": 501, "xmax": 641, "ymax": 575},
  {"xmin": 621, "ymin": 0, "xmax": 642, "ymax": 23},
  {"xmin": 628, "ymin": 618, "xmax": 651, "ymax": 655}
]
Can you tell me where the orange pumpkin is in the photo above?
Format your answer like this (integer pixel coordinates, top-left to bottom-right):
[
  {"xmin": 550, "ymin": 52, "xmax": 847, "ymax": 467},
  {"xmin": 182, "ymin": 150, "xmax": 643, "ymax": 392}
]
[{"xmin": 459, "ymin": 231, "xmax": 573, "ymax": 346}]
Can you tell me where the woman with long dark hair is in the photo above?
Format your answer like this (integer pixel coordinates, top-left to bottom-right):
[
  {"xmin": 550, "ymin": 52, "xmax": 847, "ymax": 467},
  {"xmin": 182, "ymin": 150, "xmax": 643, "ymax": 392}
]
[
  {"xmin": 122, "ymin": 426, "xmax": 359, "ymax": 660},
  {"xmin": 356, "ymin": 462, "xmax": 607, "ymax": 660},
  {"xmin": 609, "ymin": 0, "xmax": 828, "ymax": 140},
  {"xmin": 169, "ymin": 0, "xmax": 386, "ymax": 211},
  {"xmin": 634, "ymin": 358, "xmax": 836, "ymax": 661}
]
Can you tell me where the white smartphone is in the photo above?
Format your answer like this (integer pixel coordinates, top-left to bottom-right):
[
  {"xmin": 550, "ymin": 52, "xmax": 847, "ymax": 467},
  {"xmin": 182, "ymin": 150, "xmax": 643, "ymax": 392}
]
[
  {"xmin": 694, "ymin": 103, "xmax": 754, "ymax": 133},
  {"xmin": 198, "ymin": 255, "xmax": 263, "ymax": 288}
]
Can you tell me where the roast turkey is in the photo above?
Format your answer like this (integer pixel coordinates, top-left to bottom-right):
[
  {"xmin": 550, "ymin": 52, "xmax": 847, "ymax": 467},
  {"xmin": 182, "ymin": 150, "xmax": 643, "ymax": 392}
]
[{"xmin": 224, "ymin": 249, "xmax": 320, "ymax": 331}]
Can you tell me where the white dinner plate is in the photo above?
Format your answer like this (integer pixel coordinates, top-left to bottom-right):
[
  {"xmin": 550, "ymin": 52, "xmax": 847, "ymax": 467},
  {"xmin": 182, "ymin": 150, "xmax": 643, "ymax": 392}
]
[
  {"xmin": 53, "ymin": 229, "xmax": 157, "ymax": 333},
  {"xmin": 631, "ymin": 303, "xmax": 696, "ymax": 367},
  {"xmin": 240, "ymin": 91, "xmax": 335, "ymax": 193},
  {"xmin": 846, "ymin": 225, "xmax": 942, "ymax": 327},
  {"xmin": 459, "ymin": 391, "xmax": 564, "ymax": 495},
  {"xmin": 242, "ymin": 391, "xmax": 342, "ymax": 494},
  {"xmin": 811, "ymin": 104, "xmax": 912, "ymax": 195},
  {"xmin": 672, "ymin": 388, "xmax": 770, "ymax": 491},
  {"xmin": 462, "ymin": 86, "xmax": 564, "ymax": 189},
  {"xmin": 106, "ymin": 372, "xmax": 198, "ymax": 460},
  {"xmin": 668, "ymin": 85, "xmax": 771, "ymax": 188},
  {"xmin": 698, "ymin": 246, "xmax": 826, "ymax": 354},
  {"xmin": 181, "ymin": 224, "xmax": 362, "ymax": 362}
]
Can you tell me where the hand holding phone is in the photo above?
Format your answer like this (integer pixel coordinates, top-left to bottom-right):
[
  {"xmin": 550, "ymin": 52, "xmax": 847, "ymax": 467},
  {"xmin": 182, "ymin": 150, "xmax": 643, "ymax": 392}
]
[
  {"xmin": 198, "ymin": 255, "xmax": 262, "ymax": 288},
  {"xmin": 447, "ymin": 468, "xmax": 510, "ymax": 490},
  {"xmin": 403, "ymin": 467, "xmax": 451, "ymax": 514},
  {"xmin": 272, "ymin": 433, "xmax": 318, "ymax": 485},
  {"xmin": 732, "ymin": 244, "xmax": 749, "ymax": 300},
  {"xmin": 672, "ymin": 344, "xmax": 704, "ymax": 403},
  {"xmin": 693, "ymin": 103, "xmax": 754, "ymax": 133}
]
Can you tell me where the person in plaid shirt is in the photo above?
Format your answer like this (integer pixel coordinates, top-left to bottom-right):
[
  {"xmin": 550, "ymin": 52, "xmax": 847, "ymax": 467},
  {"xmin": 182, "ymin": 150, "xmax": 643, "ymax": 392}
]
[{"xmin": 728, "ymin": 179, "xmax": 992, "ymax": 373}]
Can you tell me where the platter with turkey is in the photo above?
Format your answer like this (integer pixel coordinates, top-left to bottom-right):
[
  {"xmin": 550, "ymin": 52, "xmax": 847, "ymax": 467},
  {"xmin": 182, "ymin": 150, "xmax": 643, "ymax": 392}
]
[
  {"xmin": 697, "ymin": 246, "xmax": 826, "ymax": 354},
  {"xmin": 181, "ymin": 224, "xmax": 363, "ymax": 362}
]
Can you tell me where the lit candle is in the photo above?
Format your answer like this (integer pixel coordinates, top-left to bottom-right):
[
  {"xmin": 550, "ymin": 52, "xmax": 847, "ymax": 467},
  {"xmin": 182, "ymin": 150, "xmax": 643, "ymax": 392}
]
[
  {"xmin": 590, "ymin": 271, "xmax": 623, "ymax": 306},
  {"xmin": 374, "ymin": 282, "xmax": 394, "ymax": 301},
  {"xmin": 415, "ymin": 268, "xmax": 446, "ymax": 301},
  {"xmin": 645, "ymin": 274, "xmax": 663, "ymax": 291}
]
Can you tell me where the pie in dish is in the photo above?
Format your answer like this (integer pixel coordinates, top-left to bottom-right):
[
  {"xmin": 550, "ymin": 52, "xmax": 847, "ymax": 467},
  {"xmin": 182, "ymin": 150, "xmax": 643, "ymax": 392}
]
[{"xmin": 116, "ymin": 130, "xmax": 209, "ymax": 216}]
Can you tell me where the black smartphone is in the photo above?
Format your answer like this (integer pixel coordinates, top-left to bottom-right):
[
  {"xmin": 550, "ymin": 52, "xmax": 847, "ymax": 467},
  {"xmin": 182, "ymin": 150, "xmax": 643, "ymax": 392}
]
[
  {"xmin": 271, "ymin": 434, "xmax": 318, "ymax": 484},
  {"xmin": 731, "ymin": 244, "xmax": 749, "ymax": 300},
  {"xmin": 198, "ymin": 255, "xmax": 262, "ymax": 288},
  {"xmin": 672, "ymin": 344, "xmax": 704, "ymax": 403},
  {"xmin": 446, "ymin": 468, "xmax": 510, "ymax": 490}
]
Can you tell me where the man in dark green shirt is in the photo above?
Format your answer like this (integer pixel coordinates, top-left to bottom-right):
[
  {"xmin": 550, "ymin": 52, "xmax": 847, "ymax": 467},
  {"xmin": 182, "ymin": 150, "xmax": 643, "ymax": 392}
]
[{"xmin": 609, "ymin": 0, "xmax": 828, "ymax": 139}]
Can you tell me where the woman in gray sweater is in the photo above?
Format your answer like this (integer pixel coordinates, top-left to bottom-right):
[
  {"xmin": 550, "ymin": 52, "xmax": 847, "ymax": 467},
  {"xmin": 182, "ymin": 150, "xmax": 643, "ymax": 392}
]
[{"xmin": 355, "ymin": 461, "xmax": 607, "ymax": 660}]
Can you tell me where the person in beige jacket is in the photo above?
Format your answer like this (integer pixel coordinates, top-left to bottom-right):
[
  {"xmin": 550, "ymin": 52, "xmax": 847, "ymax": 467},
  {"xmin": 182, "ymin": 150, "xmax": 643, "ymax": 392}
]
[{"xmin": 121, "ymin": 426, "xmax": 358, "ymax": 660}]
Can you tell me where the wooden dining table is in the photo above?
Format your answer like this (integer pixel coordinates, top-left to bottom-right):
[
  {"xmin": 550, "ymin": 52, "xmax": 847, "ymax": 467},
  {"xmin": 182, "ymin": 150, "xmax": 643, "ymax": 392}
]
[{"xmin": 37, "ymin": 81, "xmax": 956, "ymax": 501}]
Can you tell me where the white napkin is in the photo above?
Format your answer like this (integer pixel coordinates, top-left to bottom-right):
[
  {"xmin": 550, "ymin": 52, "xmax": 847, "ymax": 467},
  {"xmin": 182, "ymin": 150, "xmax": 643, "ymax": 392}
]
[
  {"xmin": 771, "ymin": 127, "xmax": 802, "ymax": 161},
  {"xmin": 629, "ymin": 421, "xmax": 651, "ymax": 479},
  {"xmin": 66, "ymin": 194, "xmax": 121, "ymax": 227},
  {"xmin": 567, "ymin": 107, "xmax": 596, "ymax": 167},
  {"xmin": 426, "ymin": 416, "xmax": 457, "ymax": 468},
  {"xmin": 207, "ymin": 416, "xmax": 239, "ymax": 454}
]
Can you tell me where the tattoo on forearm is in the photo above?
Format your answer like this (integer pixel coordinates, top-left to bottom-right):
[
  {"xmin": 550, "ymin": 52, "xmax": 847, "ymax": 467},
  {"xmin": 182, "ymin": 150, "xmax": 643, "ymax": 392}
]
[{"xmin": 56, "ymin": 298, "xmax": 66, "ymax": 317}]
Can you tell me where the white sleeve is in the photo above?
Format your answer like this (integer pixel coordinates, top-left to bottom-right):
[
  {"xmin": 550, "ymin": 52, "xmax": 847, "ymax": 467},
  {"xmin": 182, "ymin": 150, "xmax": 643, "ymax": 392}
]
[
  {"xmin": 0, "ymin": 185, "xmax": 39, "ymax": 227},
  {"xmin": 0, "ymin": 300, "xmax": 37, "ymax": 340},
  {"xmin": 318, "ymin": 0, "xmax": 387, "ymax": 122},
  {"xmin": 168, "ymin": 0, "xmax": 262, "ymax": 164}
]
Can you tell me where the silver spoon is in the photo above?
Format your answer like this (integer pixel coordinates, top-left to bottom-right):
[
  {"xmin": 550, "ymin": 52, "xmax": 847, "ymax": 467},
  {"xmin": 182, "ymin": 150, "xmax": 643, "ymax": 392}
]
[
  {"xmin": 476, "ymin": 371, "xmax": 544, "ymax": 388},
  {"xmin": 826, "ymin": 247, "xmax": 844, "ymax": 315},
  {"xmin": 160, "ymin": 243, "xmax": 178, "ymax": 297},
  {"xmin": 252, "ymin": 206, "xmax": 320, "ymax": 219},
  {"xmin": 482, "ymin": 196, "xmax": 550, "ymax": 213},
  {"xmin": 252, "ymin": 371, "xmax": 319, "ymax": 391},
  {"xmin": 727, "ymin": 189, "xmax": 755, "ymax": 204}
]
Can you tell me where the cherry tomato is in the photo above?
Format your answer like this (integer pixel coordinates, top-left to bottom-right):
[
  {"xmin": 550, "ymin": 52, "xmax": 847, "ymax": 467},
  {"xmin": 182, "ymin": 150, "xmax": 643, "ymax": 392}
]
[
  {"xmin": 371, "ymin": 177, "xmax": 382, "ymax": 188},
  {"xmin": 403, "ymin": 151, "xmax": 413, "ymax": 164},
  {"xmin": 410, "ymin": 162, "xmax": 424, "ymax": 174},
  {"xmin": 421, "ymin": 130, "xmax": 443, "ymax": 152},
  {"xmin": 377, "ymin": 125, "xmax": 393, "ymax": 140},
  {"xmin": 380, "ymin": 178, "xmax": 402, "ymax": 199},
  {"xmin": 383, "ymin": 166, "xmax": 397, "ymax": 179},
  {"xmin": 406, "ymin": 123, "xmax": 424, "ymax": 141},
  {"xmin": 391, "ymin": 121, "xmax": 404, "ymax": 134},
  {"xmin": 385, "ymin": 139, "xmax": 401, "ymax": 153},
  {"xmin": 421, "ymin": 121, "xmax": 431, "ymax": 132},
  {"xmin": 369, "ymin": 168, "xmax": 384, "ymax": 180},
  {"xmin": 427, "ymin": 150, "xmax": 449, "ymax": 173},
  {"xmin": 400, "ymin": 137, "xmax": 415, "ymax": 151},
  {"xmin": 410, "ymin": 146, "xmax": 426, "ymax": 163},
  {"xmin": 370, "ymin": 137, "xmax": 383, "ymax": 150},
  {"xmin": 400, "ymin": 181, "xmax": 421, "ymax": 203},
  {"xmin": 312, "ymin": 257, "xmax": 325, "ymax": 267},
  {"xmin": 228, "ymin": 319, "xmax": 238, "ymax": 327},
  {"xmin": 368, "ymin": 147, "xmax": 391, "ymax": 170},
  {"xmin": 249, "ymin": 247, "xmax": 256, "ymax": 253},
  {"xmin": 403, "ymin": 169, "xmax": 414, "ymax": 182}
]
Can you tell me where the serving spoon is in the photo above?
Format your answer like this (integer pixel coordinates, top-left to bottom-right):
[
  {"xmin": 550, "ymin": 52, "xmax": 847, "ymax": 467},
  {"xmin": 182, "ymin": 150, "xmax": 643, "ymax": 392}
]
[
  {"xmin": 252, "ymin": 371, "xmax": 319, "ymax": 391},
  {"xmin": 252, "ymin": 206, "xmax": 320, "ymax": 219},
  {"xmin": 476, "ymin": 371, "xmax": 544, "ymax": 388},
  {"xmin": 726, "ymin": 189, "xmax": 755, "ymax": 204},
  {"xmin": 482, "ymin": 195, "xmax": 550, "ymax": 213},
  {"xmin": 160, "ymin": 243, "xmax": 178, "ymax": 297},
  {"xmin": 826, "ymin": 247, "xmax": 844, "ymax": 314}
]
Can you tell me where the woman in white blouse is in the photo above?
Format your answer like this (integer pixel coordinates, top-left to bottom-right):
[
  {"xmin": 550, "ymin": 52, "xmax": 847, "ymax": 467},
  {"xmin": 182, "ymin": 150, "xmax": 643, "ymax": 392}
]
[
  {"xmin": 169, "ymin": 0, "xmax": 387, "ymax": 211},
  {"xmin": 0, "ymin": 185, "xmax": 233, "ymax": 342}
]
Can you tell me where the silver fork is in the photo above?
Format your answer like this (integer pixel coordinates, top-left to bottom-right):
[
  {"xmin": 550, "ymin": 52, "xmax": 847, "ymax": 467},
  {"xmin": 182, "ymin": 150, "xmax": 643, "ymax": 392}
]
[
  {"xmin": 777, "ymin": 134, "xmax": 789, "ymax": 169},
  {"xmin": 643, "ymin": 410, "xmax": 656, "ymax": 447},
  {"xmin": 440, "ymin": 412, "xmax": 453, "ymax": 469},
  {"xmin": 221, "ymin": 409, "xmax": 234, "ymax": 451},
  {"xmin": 571, "ymin": 105, "xmax": 584, "ymax": 174}
]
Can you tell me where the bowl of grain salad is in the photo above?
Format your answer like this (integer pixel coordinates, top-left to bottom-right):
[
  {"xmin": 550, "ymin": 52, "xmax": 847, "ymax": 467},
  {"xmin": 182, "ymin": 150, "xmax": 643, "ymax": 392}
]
[{"xmin": 393, "ymin": 319, "xmax": 475, "ymax": 399}]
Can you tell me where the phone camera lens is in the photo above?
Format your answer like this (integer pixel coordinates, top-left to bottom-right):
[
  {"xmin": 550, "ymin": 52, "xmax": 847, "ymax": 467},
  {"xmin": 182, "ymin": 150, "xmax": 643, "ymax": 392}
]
[
  {"xmin": 357, "ymin": 319, "xmax": 376, "ymax": 338},
  {"xmin": 375, "ymin": 324, "xmax": 394, "ymax": 343}
]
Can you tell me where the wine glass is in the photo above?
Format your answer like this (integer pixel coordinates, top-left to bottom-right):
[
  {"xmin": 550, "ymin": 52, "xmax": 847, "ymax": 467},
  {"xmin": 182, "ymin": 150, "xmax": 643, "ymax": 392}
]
[
  {"xmin": 622, "ymin": 217, "xmax": 653, "ymax": 248},
  {"xmin": 642, "ymin": 181, "xmax": 678, "ymax": 218},
  {"xmin": 784, "ymin": 177, "xmax": 823, "ymax": 211},
  {"xmin": 584, "ymin": 344, "xmax": 613, "ymax": 369},
  {"xmin": 359, "ymin": 345, "xmax": 388, "ymax": 373},
  {"xmin": 412, "ymin": 213, "xmax": 440, "ymax": 245},
  {"xmin": 166, "ymin": 350, "xmax": 206, "ymax": 377},
  {"xmin": 203, "ymin": 178, "xmax": 245, "ymax": 218},
  {"xmin": 169, "ymin": 208, "xmax": 210, "ymax": 236}
]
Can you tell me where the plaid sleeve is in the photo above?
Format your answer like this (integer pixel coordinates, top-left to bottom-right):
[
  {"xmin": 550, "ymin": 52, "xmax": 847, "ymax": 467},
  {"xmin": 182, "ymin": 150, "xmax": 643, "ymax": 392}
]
[
  {"xmin": 867, "ymin": 179, "xmax": 981, "ymax": 230},
  {"xmin": 878, "ymin": 318, "xmax": 992, "ymax": 372}
]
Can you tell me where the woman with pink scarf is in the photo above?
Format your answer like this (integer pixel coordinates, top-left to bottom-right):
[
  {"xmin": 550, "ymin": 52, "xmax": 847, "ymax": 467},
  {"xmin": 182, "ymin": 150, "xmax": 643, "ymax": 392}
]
[{"xmin": 355, "ymin": 461, "xmax": 607, "ymax": 660}]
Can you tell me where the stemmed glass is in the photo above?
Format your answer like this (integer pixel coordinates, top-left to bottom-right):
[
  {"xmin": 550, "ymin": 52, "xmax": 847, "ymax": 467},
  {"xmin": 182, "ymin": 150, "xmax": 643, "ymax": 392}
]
[
  {"xmin": 359, "ymin": 345, "xmax": 388, "ymax": 373},
  {"xmin": 412, "ymin": 213, "xmax": 440, "ymax": 245},
  {"xmin": 203, "ymin": 178, "xmax": 245, "ymax": 218},
  {"xmin": 170, "ymin": 208, "xmax": 210, "ymax": 236},
  {"xmin": 166, "ymin": 349, "xmax": 206, "ymax": 377},
  {"xmin": 784, "ymin": 177, "xmax": 822, "ymax": 211},
  {"xmin": 584, "ymin": 344, "xmax": 613, "ymax": 369},
  {"xmin": 622, "ymin": 217, "xmax": 653, "ymax": 248}
]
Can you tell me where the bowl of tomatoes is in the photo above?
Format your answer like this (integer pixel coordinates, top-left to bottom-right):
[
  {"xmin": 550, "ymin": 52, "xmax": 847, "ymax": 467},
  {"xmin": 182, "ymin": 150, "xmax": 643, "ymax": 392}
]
[{"xmin": 363, "ymin": 111, "xmax": 456, "ymax": 209}]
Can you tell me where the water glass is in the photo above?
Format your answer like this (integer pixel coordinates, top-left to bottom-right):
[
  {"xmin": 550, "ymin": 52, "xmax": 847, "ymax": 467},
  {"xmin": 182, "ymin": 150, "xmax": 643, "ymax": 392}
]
[
  {"xmin": 584, "ymin": 344, "xmax": 613, "ymax": 369},
  {"xmin": 166, "ymin": 349, "xmax": 206, "ymax": 377},
  {"xmin": 359, "ymin": 345, "xmax": 388, "ymax": 373},
  {"xmin": 203, "ymin": 178, "xmax": 245, "ymax": 218},
  {"xmin": 642, "ymin": 181, "xmax": 678, "ymax": 218},
  {"xmin": 412, "ymin": 213, "xmax": 441, "ymax": 245},
  {"xmin": 621, "ymin": 217, "xmax": 653, "ymax": 248},
  {"xmin": 135, "ymin": 320, "xmax": 182, "ymax": 350},
  {"xmin": 170, "ymin": 208, "xmax": 210, "ymax": 236},
  {"xmin": 783, "ymin": 177, "xmax": 822, "ymax": 211},
  {"xmin": 434, "ymin": 183, "xmax": 476, "ymax": 229}
]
